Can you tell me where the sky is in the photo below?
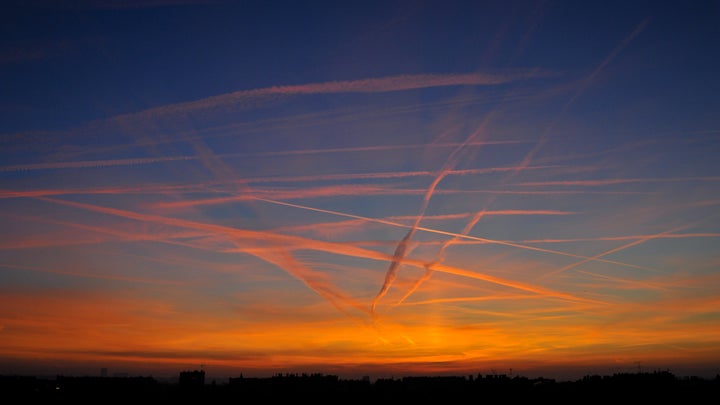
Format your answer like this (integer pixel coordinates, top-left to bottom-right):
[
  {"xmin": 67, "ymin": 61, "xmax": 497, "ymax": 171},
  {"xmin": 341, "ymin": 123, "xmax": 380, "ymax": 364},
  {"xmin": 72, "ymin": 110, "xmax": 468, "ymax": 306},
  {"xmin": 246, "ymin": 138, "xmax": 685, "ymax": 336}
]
[{"xmin": 1, "ymin": 0, "xmax": 719, "ymax": 382}]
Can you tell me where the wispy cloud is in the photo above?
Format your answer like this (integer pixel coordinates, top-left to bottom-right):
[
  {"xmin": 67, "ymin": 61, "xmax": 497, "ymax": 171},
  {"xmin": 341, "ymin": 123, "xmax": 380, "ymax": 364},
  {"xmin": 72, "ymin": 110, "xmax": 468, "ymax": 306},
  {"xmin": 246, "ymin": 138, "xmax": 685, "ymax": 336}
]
[
  {"xmin": 382, "ymin": 20, "xmax": 652, "ymax": 307},
  {"xmin": 539, "ymin": 223, "xmax": 698, "ymax": 280},
  {"xmin": 517, "ymin": 233, "xmax": 720, "ymax": 244},
  {"xmin": 104, "ymin": 70, "xmax": 551, "ymax": 126},
  {"xmin": 371, "ymin": 112, "xmax": 498, "ymax": 315},
  {"xmin": 37, "ymin": 196, "xmax": 597, "ymax": 306},
  {"xmin": 517, "ymin": 177, "xmax": 720, "ymax": 187},
  {"xmin": 3, "ymin": 0, "xmax": 719, "ymax": 380},
  {"xmin": 0, "ymin": 142, "xmax": 530, "ymax": 173},
  {"xmin": 255, "ymin": 198, "xmax": 657, "ymax": 272},
  {"xmin": 149, "ymin": 184, "xmax": 399, "ymax": 210},
  {"xmin": 0, "ymin": 262, "xmax": 183, "ymax": 285},
  {"xmin": 0, "ymin": 156, "xmax": 195, "ymax": 173}
]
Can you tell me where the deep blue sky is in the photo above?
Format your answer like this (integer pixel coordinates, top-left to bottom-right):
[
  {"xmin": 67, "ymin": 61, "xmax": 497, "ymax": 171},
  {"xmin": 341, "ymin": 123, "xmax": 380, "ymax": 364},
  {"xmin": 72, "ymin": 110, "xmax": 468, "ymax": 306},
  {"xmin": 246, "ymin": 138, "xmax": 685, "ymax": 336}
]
[
  {"xmin": 1, "ymin": 0, "xmax": 719, "ymax": 381},
  {"xmin": 4, "ymin": 1, "xmax": 717, "ymax": 132}
]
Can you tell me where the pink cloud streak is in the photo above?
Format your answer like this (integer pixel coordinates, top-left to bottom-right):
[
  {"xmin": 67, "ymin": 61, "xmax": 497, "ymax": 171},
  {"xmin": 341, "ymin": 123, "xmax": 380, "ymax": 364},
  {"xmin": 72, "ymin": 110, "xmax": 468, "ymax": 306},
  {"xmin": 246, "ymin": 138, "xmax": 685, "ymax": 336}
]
[
  {"xmin": 517, "ymin": 177, "xmax": 720, "ymax": 187},
  {"xmin": 37, "ymin": 196, "xmax": 597, "ymax": 306},
  {"xmin": 109, "ymin": 70, "xmax": 550, "ymax": 124},
  {"xmin": 254, "ymin": 198, "xmax": 653, "ymax": 272}
]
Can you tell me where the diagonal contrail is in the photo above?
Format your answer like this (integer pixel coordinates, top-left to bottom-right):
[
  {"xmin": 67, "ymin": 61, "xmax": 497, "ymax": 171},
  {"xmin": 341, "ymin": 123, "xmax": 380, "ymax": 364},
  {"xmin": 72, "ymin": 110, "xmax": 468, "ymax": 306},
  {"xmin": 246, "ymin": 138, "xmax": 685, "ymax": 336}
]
[
  {"xmin": 539, "ymin": 223, "xmax": 694, "ymax": 280},
  {"xmin": 255, "ymin": 197, "xmax": 658, "ymax": 272},
  {"xmin": 370, "ymin": 112, "xmax": 496, "ymax": 315},
  {"xmin": 395, "ymin": 17, "xmax": 653, "ymax": 304},
  {"xmin": 37, "ymin": 196, "xmax": 602, "ymax": 306}
]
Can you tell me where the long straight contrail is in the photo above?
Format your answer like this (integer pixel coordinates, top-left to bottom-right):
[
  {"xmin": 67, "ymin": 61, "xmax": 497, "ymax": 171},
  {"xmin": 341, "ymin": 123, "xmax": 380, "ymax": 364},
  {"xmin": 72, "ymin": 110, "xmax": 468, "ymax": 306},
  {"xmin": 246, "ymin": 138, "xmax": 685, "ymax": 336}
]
[
  {"xmin": 517, "ymin": 233, "xmax": 720, "ymax": 244},
  {"xmin": 393, "ymin": 17, "xmax": 654, "ymax": 305},
  {"xmin": 192, "ymin": 129, "xmax": 381, "ymax": 319},
  {"xmin": 397, "ymin": 146, "xmax": 528, "ymax": 303},
  {"xmin": 397, "ymin": 208, "xmax": 490, "ymax": 305},
  {"xmin": 69, "ymin": 72, "xmax": 551, "ymax": 311},
  {"xmin": 0, "ymin": 155, "xmax": 196, "ymax": 172},
  {"xmin": 539, "ymin": 223, "xmax": 696, "ymax": 280},
  {"xmin": 0, "ymin": 140, "xmax": 526, "ymax": 173},
  {"xmin": 253, "ymin": 198, "xmax": 658, "ymax": 272},
  {"xmin": 37, "ymin": 196, "xmax": 601, "ymax": 306}
]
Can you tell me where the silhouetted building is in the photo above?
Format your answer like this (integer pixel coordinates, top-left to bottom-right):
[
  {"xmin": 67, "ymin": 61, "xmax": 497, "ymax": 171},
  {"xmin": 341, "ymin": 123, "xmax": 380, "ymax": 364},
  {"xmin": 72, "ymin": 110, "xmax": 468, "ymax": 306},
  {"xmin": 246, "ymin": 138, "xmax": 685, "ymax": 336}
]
[
  {"xmin": 179, "ymin": 369, "xmax": 205, "ymax": 388},
  {"xmin": 2, "ymin": 369, "xmax": 719, "ymax": 401}
]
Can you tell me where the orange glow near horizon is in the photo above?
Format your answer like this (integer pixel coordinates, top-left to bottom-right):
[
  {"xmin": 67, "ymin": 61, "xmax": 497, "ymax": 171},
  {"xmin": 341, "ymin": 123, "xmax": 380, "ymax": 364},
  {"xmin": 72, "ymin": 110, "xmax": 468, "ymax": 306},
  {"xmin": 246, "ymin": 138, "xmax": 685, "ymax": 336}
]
[{"xmin": 2, "ymin": 1, "xmax": 719, "ymax": 382}]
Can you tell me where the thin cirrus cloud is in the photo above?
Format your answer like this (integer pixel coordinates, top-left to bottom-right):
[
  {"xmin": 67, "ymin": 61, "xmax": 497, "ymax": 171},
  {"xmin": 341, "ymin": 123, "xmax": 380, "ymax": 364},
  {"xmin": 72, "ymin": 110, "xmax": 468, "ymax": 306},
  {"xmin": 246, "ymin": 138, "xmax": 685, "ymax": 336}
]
[
  {"xmin": 369, "ymin": 16, "xmax": 655, "ymax": 314},
  {"xmin": 371, "ymin": 111, "xmax": 498, "ymax": 314},
  {"xmin": 105, "ymin": 70, "xmax": 551, "ymax": 126},
  {"xmin": 1, "ymin": 2, "xmax": 719, "ymax": 382},
  {"xmin": 0, "ymin": 141, "xmax": 528, "ymax": 173},
  {"xmin": 36, "ymin": 195, "xmax": 600, "ymax": 307}
]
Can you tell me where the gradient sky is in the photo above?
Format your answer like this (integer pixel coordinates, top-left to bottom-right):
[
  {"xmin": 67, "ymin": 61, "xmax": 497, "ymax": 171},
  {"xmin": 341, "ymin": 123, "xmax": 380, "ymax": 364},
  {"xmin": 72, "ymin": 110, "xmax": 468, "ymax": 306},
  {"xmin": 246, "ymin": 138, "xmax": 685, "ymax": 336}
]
[{"xmin": 1, "ymin": 0, "xmax": 719, "ymax": 381}]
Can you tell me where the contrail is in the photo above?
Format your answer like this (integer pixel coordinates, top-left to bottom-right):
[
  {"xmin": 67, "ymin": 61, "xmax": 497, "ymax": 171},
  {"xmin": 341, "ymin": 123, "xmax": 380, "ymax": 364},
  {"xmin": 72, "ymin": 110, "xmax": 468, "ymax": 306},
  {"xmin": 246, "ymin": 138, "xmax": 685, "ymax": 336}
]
[
  {"xmin": 371, "ymin": 230, "xmax": 413, "ymax": 314},
  {"xmin": 574, "ymin": 270, "xmax": 669, "ymax": 292},
  {"xmin": 517, "ymin": 176, "xmax": 720, "ymax": 187},
  {"xmin": 150, "ymin": 184, "xmax": 396, "ymax": 210},
  {"xmin": 517, "ymin": 233, "xmax": 720, "ymax": 244},
  {"xmin": 390, "ymin": 210, "xmax": 575, "ymax": 221},
  {"xmin": 0, "ymin": 155, "xmax": 195, "ymax": 172},
  {"xmin": 395, "ymin": 17, "xmax": 653, "ymax": 304},
  {"xmin": 397, "ymin": 158, "xmax": 528, "ymax": 304},
  {"xmin": 37, "ymin": 196, "xmax": 601, "ymax": 305},
  {"xmin": 105, "ymin": 71, "xmax": 549, "ymax": 127},
  {"xmin": 0, "ymin": 141, "xmax": 525, "ymax": 173},
  {"xmin": 255, "ymin": 197, "xmax": 658, "ymax": 272},
  {"xmin": 0, "ymin": 184, "xmax": 199, "ymax": 199},
  {"xmin": 397, "ymin": 208, "xmax": 490, "ymax": 305},
  {"xmin": 565, "ymin": 17, "xmax": 651, "ymax": 108},
  {"xmin": 539, "ymin": 223, "xmax": 695, "ymax": 280},
  {"xmin": 245, "ymin": 248, "xmax": 371, "ymax": 320},
  {"xmin": 268, "ymin": 209, "xmax": 575, "ymax": 242},
  {"xmin": 370, "ymin": 112, "xmax": 497, "ymax": 315},
  {"xmin": 500, "ymin": 17, "xmax": 653, "ymax": 183},
  {"xmin": 369, "ymin": 150, "xmax": 456, "ymax": 309},
  {"xmin": 0, "ymin": 183, "xmax": 650, "ymax": 202},
  {"xmin": 243, "ymin": 140, "xmax": 524, "ymax": 157},
  {"xmin": 238, "ymin": 164, "xmax": 560, "ymax": 185},
  {"xmin": 156, "ymin": 85, "xmax": 396, "ymax": 322}
]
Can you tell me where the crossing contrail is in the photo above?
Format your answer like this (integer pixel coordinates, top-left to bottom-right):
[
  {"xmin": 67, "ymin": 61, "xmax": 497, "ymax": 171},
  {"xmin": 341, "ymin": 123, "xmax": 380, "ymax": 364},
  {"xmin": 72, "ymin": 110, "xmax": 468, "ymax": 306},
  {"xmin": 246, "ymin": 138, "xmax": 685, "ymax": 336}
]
[{"xmin": 370, "ymin": 112, "xmax": 496, "ymax": 315}]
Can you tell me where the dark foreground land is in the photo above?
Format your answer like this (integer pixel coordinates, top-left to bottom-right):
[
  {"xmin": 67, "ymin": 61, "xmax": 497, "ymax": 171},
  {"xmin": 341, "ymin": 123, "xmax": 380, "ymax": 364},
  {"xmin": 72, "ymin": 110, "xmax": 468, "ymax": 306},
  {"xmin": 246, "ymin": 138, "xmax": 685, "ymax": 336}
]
[{"xmin": 2, "ymin": 370, "xmax": 718, "ymax": 403}]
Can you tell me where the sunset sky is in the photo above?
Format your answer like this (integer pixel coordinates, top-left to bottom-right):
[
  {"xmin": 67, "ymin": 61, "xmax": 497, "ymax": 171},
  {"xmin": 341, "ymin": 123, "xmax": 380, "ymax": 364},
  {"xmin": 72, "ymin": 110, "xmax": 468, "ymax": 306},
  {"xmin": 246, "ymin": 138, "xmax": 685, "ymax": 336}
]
[{"xmin": 1, "ymin": 0, "xmax": 719, "ymax": 382}]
